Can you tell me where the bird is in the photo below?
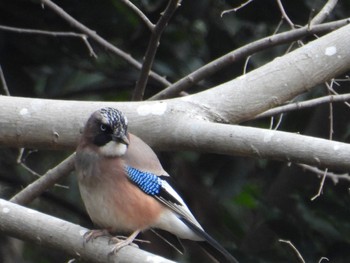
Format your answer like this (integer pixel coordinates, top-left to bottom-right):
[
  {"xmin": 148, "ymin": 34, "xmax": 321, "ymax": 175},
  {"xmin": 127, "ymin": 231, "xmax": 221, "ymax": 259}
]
[{"xmin": 75, "ymin": 107, "xmax": 239, "ymax": 263}]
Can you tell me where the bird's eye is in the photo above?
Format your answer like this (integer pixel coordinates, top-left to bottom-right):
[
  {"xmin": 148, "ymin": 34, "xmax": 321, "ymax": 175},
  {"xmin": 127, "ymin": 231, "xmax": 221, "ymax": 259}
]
[{"xmin": 100, "ymin": 124, "xmax": 108, "ymax": 132}]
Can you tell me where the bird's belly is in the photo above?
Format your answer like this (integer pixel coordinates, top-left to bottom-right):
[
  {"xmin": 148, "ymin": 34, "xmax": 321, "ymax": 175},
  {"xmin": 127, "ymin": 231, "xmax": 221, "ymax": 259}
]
[{"xmin": 79, "ymin": 179, "xmax": 163, "ymax": 233}]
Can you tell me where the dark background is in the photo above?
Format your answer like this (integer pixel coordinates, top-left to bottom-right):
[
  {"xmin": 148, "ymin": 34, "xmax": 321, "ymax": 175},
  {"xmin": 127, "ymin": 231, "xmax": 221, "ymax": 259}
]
[{"xmin": 0, "ymin": 0, "xmax": 350, "ymax": 262}]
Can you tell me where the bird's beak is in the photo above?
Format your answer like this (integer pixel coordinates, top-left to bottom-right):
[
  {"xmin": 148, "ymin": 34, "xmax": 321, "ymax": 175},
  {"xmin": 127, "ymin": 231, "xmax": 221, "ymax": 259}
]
[
  {"xmin": 121, "ymin": 134, "xmax": 130, "ymax": 146},
  {"xmin": 112, "ymin": 134, "xmax": 129, "ymax": 146}
]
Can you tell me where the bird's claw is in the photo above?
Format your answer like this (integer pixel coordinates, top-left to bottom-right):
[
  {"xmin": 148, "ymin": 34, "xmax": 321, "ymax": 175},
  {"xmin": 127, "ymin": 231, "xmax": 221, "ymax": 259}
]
[
  {"xmin": 109, "ymin": 237, "xmax": 139, "ymax": 254},
  {"xmin": 83, "ymin": 229, "xmax": 110, "ymax": 243}
]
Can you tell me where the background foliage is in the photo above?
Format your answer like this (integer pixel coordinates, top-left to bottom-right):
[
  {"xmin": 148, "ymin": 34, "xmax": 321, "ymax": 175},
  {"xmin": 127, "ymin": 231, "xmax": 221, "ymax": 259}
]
[{"xmin": 0, "ymin": 0, "xmax": 350, "ymax": 262}]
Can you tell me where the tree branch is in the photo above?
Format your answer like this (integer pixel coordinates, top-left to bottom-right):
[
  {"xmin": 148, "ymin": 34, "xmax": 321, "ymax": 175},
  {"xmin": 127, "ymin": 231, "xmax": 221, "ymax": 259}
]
[
  {"xmin": 120, "ymin": 0, "xmax": 155, "ymax": 31},
  {"xmin": 276, "ymin": 0, "xmax": 295, "ymax": 29},
  {"xmin": 10, "ymin": 154, "xmax": 75, "ymax": 205},
  {"xmin": 255, "ymin": 93, "xmax": 350, "ymax": 119},
  {"xmin": 0, "ymin": 24, "xmax": 97, "ymax": 58},
  {"xmin": 40, "ymin": 0, "xmax": 171, "ymax": 87},
  {"xmin": 1, "ymin": 24, "xmax": 350, "ymax": 169},
  {"xmin": 132, "ymin": 0, "xmax": 180, "ymax": 101},
  {"xmin": 310, "ymin": 0, "xmax": 338, "ymax": 26},
  {"xmin": 149, "ymin": 18, "xmax": 350, "ymax": 100},
  {"xmin": 0, "ymin": 199, "xmax": 175, "ymax": 263},
  {"xmin": 0, "ymin": 97, "xmax": 349, "ymax": 170},
  {"xmin": 0, "ymin": 65, "xmax": 10, "ymax": 95}
]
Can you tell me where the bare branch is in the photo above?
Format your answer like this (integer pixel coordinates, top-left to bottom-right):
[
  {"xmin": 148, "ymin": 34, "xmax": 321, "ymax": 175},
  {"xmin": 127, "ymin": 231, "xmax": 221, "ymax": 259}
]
[
  {"xmin": 16, "ymin": 148, "xmax": 42, "ymax": 178},
  {"xmin": 0, "ymin": 199, "xmax": 175, "ymax": 263},
  {"xmin": 0, "ymin": 24, "xmax": 97, "ymax": 57},
  {"xmin": 279, "ymin": 239, "xmax": 305, "ymax": 263},
  {"xmin": 132, "ymin": 0, "xmax": 180, "ymax": 101},
  {"xmin": 276, "ymin": 0, "xmax": 295, "ymax": 28},
  {"xmin": 10, "ymin": 154, "xmax": 75, "ymax": 205},
  {"xmin": 319, "ymin": 257, "xmax": 330, "ymax": 263},
  {"xmin": 1, "ymin": 94, "xmax": 350, "ymax": 170},
  {"xmin": 120, "ymin": 0, "xmax": 155, "ymax": 31},
  {"xmin": 40, "ymin": 0, "xmax": 171, "ymax": 87},
  {"xmin": 255, "ymin": 93, "xmax": 350, "ymax": 119},
  {"xmin": 311, "ymin": 168, "xmax": 328, "ymax": 201},
  {"xmin": 310, "ymin": 0, "xmax": 338, "ymax": 26},
  {"xmin": 149, "ymin": 19, "xmax": 350, "ymax": 100},
  {"xmin": 0, "ymin": 65, "xmax": 10, "ymax": 95},
  {"xmin": 1, "ymin": 25, "xmax": 350, "ymax": 169},
  {"xmin": 297, "ymin": 163, "xmax": 350, "ymax": 184},
  {"xmin": 221, "ymin": 0, "xmax": 254, "ymax": 17}
]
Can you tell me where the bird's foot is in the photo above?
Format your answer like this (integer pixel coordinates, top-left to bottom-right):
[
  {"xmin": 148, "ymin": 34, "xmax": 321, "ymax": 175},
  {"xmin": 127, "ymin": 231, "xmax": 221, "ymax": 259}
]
[
  {"xmin": 83, "ymin": 229, "xmax": 111, "ymax": 243},
  {"xmin": 109, "ymin": 230, "xmax": 141, "ymax": 254}
]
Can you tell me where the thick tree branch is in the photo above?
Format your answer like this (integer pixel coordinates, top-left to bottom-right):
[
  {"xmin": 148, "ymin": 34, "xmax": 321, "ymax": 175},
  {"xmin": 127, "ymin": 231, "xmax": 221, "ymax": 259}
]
[
  {"xmin": 187, "ymin": 23, "xmax": 350, "ymax": 123},
  {"xmin": 149, "ymin": 19, "xmax": 350, "ymax": 100},
  {"xmin": 0, "ymin": 96, "xmax": 349, "ymax": 169},
  {"xmin": 0, "ymin": 199, "xmax": 175, "ymax": 263},
  {"xmin": 1, "ymin": 24, "xmax": 350, "ymax": 169}
]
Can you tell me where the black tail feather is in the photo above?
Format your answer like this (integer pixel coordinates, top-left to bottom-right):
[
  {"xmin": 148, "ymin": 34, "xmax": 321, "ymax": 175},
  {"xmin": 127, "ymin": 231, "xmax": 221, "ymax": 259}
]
[{"xmin": 180, "ymin": 217, "xmax": 239, "ymax": 263}]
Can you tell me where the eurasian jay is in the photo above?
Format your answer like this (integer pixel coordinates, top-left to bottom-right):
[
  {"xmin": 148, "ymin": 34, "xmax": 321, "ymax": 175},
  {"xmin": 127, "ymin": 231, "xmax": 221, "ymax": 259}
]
[{"xmin": 75, "ymin": 107, "xmax": 238, "ymax": 263}]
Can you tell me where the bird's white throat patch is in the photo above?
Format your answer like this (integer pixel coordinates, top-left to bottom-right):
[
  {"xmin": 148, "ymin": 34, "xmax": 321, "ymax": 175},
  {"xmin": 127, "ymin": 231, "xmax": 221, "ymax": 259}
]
[{"xmin": 99, "ymin": 141, "xmax": 127, "ymax": 157}]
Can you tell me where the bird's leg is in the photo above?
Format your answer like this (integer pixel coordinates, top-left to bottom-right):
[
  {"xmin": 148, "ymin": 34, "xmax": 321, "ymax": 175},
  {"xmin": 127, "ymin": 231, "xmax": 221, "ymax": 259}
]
[
  {"xmin": 110, "ymin": 230, "xmax": 141, "ymax": 253},
  {"xmin": 83, "ymin": 229, "xmax": 111, "ymax": 243}
]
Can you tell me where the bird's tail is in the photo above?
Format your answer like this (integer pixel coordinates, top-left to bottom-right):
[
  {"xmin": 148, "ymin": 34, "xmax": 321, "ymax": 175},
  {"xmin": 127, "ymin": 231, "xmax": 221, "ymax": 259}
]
[{"xmin": 181, "ymin": 217, "xmax": 239, "ymax": 263}]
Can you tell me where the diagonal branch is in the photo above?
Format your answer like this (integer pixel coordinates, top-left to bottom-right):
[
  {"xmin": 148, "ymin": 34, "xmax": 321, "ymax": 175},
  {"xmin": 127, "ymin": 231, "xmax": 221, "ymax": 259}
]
[
  {"xmin": 276, "ymin": 0, "xmax": 295, "ymax": 29},
  {"xmin": 149, "ymin": 18, "xmax": 350, "ymax": 100},
  {"xmin": 132, "ymin": 0, "xmax": 181, "ymax": 101},
  {"xmin": 0, "ymin": 65, "xmax": 10, "ymax": 95},
  {"xmin": 255, "ymin": 93, "xmax": 350, "ymax": 119},
  {"xmin": 40, "ymin": 0, "xmax": 171, "ymax": 87},
  {"xmin": 120, "ymin": 0, "xmax": 155, "ymax": 31},
  {"xmin": 10, "ymin": 154, "xmax": 76, "ymax": 205},
  {"xmin": 310, "ymin": 0, "xmax": 338, "ymax": 26}
]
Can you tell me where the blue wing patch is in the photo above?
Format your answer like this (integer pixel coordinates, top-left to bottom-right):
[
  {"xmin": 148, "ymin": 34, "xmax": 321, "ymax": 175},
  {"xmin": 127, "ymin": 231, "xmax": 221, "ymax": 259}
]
[{"xmin": 126, "ymin": 166, "xmax": 162, "ymax": 196}]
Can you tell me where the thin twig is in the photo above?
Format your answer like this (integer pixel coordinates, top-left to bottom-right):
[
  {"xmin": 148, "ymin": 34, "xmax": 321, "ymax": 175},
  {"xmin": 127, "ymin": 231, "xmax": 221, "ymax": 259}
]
[
  {"xmin": 120, "ymin": 0, "xmax": 155, "ymax": 31},
  {"xmin": 132, "ymin": 0, "xmax": 180, "ymax": 101},
  {"xmin": 0, "ymin": 65, "xmax": 10, "ymax": 95},
  {"xmin": 0, "ymin": 24, "xmax": 97, "ymax": 58},
  {"xmin": 255, "ymin": 93, "xmax": 350, "ymax": 119},
  {"xmin": 16, "ymin": 148, "xmax": 41, "ymax": 178},
  {"xmin": 220, "ymin": 0, "xmax": 254, "ymax": 17},
  {"xmin": 279, "ymin": 239, "xmax": 306, "ymax": 263},
  {"xmin": 276, "ymin": 0, "xmax": 295, "ymax": 29},
  {"xmin": 269, "ymin": 114, "xmax": 284, "ymax": 130},
  {"xmin": 326, "ymin": 83, "xmax": 334, "ymax": 141},
  {"xmin": 243, "ymin": 55, "xmax": 251, "ymax": 75},
  {"xmin": 10, "ymin": 154, "xmax": 75, "ymax": 206},
  {"xmin": 319, "ymin": 257, "xmax": 330, "ymax": 263},
  {"xmin": 311, "ymin": 168, "xmax": 328, "ymax": 200},
  {"xmin": 310, "ymin": 82, "xmax": 335, "ymax": 200},
  {"xmin": 297, "ymin": 163, "xmax": 350, "ymax": 184},
  {"xmin": 327, "ymin": 79, "xmax": 350, "ymax": 107},
  {"xmin": 149, "ymin": 18, "xmax": 350, "ymax": 100},
  {"xmin": 273, "ymin": 19, "xmax": 284, "ymax": 35},
  {"xmin": 310, "ymin": 0, "xmax": 338, "ymax": 26},
  {"xmin": 40, "ymin": 0, "xmax": 171, "ymax": 87}
]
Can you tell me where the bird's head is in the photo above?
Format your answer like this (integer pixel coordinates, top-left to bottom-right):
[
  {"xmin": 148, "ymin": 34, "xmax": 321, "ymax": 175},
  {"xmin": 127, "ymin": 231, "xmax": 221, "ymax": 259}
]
[{"xmin": 83, "ymin": 107, "xmax": 130, "ymax": 157}]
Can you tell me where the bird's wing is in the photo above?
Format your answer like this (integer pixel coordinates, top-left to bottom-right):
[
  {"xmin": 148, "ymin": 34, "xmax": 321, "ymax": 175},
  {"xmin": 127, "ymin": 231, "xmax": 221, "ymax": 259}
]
[
  {"xmin": 126, "ymin": 165, "xmax": 239, "ymax": 263},
  {"xmin": 125, "ymin": 165, "xmax": 203, "ymax": 229}
]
